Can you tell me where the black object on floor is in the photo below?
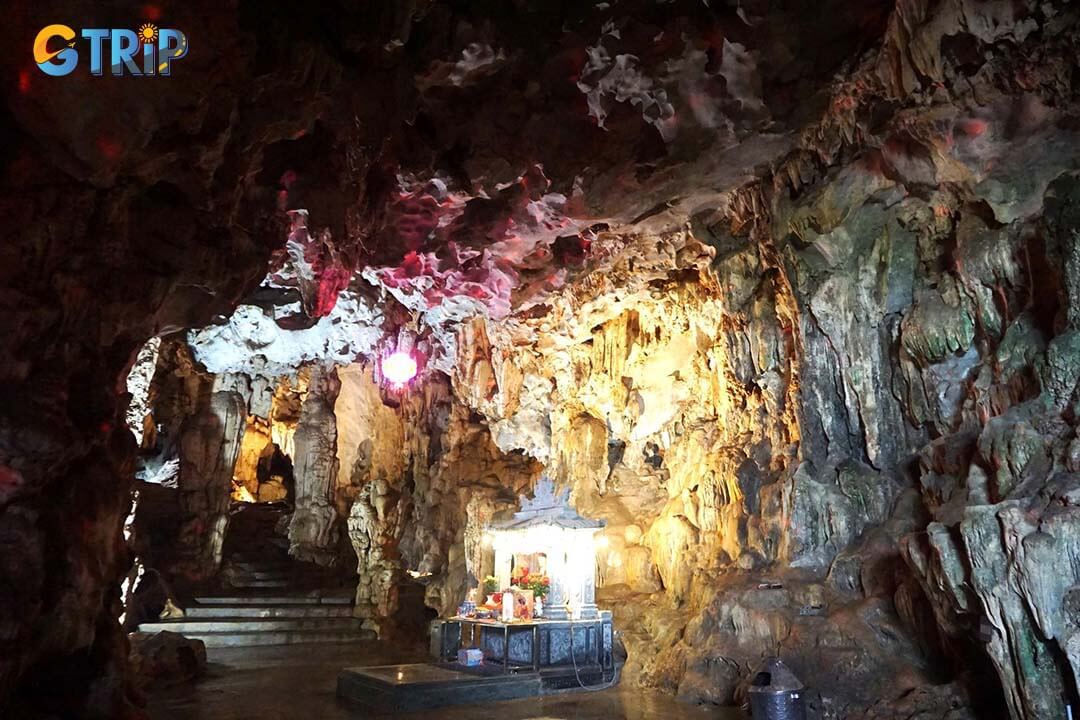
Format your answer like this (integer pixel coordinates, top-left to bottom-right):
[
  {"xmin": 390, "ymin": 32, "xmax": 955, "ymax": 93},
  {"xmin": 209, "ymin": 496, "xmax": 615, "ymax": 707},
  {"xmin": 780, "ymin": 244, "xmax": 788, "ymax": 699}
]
[{"xmin": 338, "ymin": 663, "xmax": 543, "ymax": 712}]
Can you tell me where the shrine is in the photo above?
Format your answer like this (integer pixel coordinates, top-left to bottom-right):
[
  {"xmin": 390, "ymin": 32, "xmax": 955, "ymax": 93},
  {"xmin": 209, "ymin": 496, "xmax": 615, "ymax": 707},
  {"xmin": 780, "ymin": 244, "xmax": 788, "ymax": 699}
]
[
  {"xmin": 336, "ymin": 478, "xmax": 618, "ymax": 712},
  {"xmin": 487, "ymin": 476, "xmax": 605, "ymax": 620}
]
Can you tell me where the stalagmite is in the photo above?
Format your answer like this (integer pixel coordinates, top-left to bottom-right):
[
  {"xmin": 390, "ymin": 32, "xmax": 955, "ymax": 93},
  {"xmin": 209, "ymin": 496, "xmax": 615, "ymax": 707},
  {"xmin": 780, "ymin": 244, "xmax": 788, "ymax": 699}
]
[
  {"xmin": 288, "ymin": 366, "xmax": 342, "ymax": 565},
  {"xmin": 177, "ymin": 388, "xmax": 247, "ymax": 579}
]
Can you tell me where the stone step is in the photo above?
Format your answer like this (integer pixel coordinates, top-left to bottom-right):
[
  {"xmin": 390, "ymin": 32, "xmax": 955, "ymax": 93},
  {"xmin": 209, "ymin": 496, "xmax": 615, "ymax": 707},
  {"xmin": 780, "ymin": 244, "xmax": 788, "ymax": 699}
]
[
  {"xmin": 225, "ymin": 555, "xmax": 292, "ymax": 564},
  {"xmin": 184, "ymin": 604, "xmax": 354, "ymax": 619},
  {"xmin": 174, "ymin": 628, "xmax": 372, "ymax": 648},
  {"xmin": 222, "ymin": 566, "xmax": 291, "ymax": 575},
  {"xmin": 194, "ymin": 594, "xmax": 353, "ymax": 606},
  {"xmin": 221, "ymin": 561, "xmax": 293, "ymax": 569},
  {"xmin": 139, "ymin": 617, "xmax": 363, "ymax": 634},
  {"xmin": 223, "ymin": 571, "xmax": 292, "ymax": 582},
  {"xmin": 226, "ymin": 553, "xmax": 292, "ymax": 563},
  {"xmin": 226, "ymin": 554, "xmax": 290, "ymax": 565},
  {"xmin": 226, "ymin": 579, "xmax": 291, "ymax": 589}
]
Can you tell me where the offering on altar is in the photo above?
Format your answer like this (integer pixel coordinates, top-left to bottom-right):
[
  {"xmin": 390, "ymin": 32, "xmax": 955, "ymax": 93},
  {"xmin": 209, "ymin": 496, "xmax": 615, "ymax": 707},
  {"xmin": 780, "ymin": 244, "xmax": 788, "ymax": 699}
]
[
  {"xmin": 510, "ymin": 566, "xmax": 549, "ymax": 601},
  {"xmin": 457, "ymin": 648, "xmax": 483, "ymax": 666},
  {"xmin": 513, "ymin": 590, "xmax": 534, "ymax": 619},
  {"xmin": 501, "ymin": 590, "xmax": 514, "ymax": 622},
  {"xmin": 462, "ymin": 587, "xmax": 538, "ymax": 621}
]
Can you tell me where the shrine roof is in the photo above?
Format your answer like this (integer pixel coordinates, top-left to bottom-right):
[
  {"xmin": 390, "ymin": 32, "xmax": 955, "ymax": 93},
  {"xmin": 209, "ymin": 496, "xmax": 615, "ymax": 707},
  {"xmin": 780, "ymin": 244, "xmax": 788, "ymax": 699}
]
[{"xmin": 489, "ymin": 476, "xmax": 605, "ymax": 532}]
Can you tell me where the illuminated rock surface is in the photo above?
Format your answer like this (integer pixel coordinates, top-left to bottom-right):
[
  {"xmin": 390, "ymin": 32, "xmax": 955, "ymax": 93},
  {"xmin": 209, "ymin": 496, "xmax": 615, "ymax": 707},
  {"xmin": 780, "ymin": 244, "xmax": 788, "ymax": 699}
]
[{"xmin": 3, "ymin": 1, "xmax": 1080, "ymax": 719}]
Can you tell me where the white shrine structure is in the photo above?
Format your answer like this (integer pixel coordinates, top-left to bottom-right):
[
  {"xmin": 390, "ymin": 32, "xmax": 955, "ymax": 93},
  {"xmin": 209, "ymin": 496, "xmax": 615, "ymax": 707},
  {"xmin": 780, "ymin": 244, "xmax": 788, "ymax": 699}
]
[{"xmin": 488, "ymin": 476, "xmax": 605, "ymax": 620}]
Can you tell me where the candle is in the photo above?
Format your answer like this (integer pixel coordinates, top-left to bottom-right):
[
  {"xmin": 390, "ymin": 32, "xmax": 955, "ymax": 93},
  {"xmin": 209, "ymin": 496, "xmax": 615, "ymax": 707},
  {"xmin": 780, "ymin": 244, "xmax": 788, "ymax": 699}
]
[{"xmin": 502, "ymin": 591, "xmax": 514, "ymax": 623}]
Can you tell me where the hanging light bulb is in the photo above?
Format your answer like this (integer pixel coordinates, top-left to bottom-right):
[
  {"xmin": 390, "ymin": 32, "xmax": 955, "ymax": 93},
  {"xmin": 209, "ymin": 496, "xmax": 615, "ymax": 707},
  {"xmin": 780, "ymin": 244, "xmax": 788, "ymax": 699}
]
[{"xmin": 382, "ymin": 351, "xmax": 417, "ymax": 385}]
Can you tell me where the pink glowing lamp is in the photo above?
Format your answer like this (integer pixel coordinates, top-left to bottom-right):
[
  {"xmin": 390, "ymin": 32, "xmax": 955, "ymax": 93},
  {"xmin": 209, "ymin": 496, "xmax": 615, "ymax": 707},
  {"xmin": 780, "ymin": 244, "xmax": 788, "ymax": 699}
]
[{"xmin": 382, "ymin": 351, "xmax": 418, "ymax": 385}]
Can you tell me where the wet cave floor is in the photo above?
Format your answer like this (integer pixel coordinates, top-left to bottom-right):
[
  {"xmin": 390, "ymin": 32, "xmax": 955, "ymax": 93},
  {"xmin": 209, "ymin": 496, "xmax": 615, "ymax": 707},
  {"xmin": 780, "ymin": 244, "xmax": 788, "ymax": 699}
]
[{"xmin": 145, "ymin": 642, "xmax": 744, "ymax": 720}]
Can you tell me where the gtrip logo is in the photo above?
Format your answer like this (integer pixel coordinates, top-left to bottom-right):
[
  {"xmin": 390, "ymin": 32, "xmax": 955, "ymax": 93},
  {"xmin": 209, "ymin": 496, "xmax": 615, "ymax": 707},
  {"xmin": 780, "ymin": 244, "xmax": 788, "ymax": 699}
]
[{"xmin": 33, "ymin": 23, "xmax": 188, "ymax": 77}]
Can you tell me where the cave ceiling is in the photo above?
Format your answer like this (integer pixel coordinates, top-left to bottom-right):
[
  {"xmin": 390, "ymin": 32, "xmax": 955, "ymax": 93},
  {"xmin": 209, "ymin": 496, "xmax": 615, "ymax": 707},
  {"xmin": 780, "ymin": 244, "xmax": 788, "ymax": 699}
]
[
  {"xmin": 2, "ymin": 0, "xmax": 1076, "ymax": 488},
  {"xmin": 8, "ymin": 0, "xmax": 907, "ymax": 376},
  {"xmin": 10, "ymin": 0, "xmax": 1071, "ymax": 380},
  {"xmin": 222, "ymin": 0, "xmax": 1080, "ymax": 379}
]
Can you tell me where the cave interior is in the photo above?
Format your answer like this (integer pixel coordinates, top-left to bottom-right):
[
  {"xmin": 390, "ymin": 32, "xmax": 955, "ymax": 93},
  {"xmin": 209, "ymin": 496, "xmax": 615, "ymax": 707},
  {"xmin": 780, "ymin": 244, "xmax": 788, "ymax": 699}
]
[{"xmin": 4, "ymin": 1, "xmax": 1080, "ymax": 719}]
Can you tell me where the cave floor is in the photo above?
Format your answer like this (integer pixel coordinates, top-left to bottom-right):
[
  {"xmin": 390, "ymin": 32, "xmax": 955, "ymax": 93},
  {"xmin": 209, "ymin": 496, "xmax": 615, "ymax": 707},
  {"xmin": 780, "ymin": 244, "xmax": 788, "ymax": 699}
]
[{"xmin": 145, "ymin": 641, "xmax": 743, "ymax": 720}]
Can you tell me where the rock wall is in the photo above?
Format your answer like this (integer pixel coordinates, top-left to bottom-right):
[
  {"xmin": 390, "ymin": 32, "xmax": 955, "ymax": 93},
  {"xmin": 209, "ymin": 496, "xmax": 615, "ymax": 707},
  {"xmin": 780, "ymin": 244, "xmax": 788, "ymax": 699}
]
[
  {"xmin": 333, "ymin": 365, "xmax": 540, "ymax": 633},
  {"xmin": 1, "ymin": 3, "xmax": 416, "ymax": 712},
  {"xmin": 900, "ymin": 177, "xmax": 1080, "ymax": 720},
  {"xmin": 5, "ymin": 1, "xmax": 1080, "ymax": 718},
  {"xmin": 125, "ymin": 338, "xmax": 161, "ymax": 449},
  {"xmin": 232, "ymin": 416, "xmax": 272, "ymax": 502},
  {"xmin": 348, "ymin": 3, "xmax": 1080, "ymax": 708}
]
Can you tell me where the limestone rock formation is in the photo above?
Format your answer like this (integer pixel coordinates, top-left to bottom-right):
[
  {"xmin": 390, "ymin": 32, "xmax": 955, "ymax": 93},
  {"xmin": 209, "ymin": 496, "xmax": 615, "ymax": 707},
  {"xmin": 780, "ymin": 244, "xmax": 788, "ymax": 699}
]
[
  {"xmin": 288, "ymin": 366, "xmax": 342, "ymax": 565},
  {"xmin": 128, "ymin": 631, "xmax": 207, "ymax": 689},
  {"xmin": 176, "ymin": 388, "xmax": 247, "ymax": 580},
  {"xmin": 4, "ymin": 1, "xmax": 1080, "ymax": 718}
]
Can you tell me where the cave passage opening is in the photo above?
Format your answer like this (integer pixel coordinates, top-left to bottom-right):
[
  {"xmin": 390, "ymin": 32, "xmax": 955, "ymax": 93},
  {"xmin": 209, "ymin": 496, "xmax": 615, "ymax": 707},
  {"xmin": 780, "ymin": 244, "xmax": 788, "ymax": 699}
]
[{"xmin": 232, "ymin": 439, "xmax": 295, "ymax": 505}]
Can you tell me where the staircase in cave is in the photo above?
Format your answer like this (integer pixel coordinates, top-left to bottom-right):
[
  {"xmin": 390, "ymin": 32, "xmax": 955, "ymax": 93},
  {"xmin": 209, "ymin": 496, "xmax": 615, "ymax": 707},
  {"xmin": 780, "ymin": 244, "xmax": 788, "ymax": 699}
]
[{"xmin": 139, "ymin": 503, "xmax": 369, "ymax": 648}]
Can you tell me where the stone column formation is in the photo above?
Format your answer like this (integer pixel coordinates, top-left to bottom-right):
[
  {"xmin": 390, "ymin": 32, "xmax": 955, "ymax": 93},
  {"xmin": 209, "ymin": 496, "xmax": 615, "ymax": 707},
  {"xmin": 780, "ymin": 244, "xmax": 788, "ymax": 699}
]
[
  {"xmin": 347, "ymin": 496, "xmax": 402, "ymax": 635},
  {"xmin": 176, "ymin": 388, "xmax": 247, "ymax": 580},
  {"xmin": 463, "ymin": 496, "xmax": 496, "ymax": 593},
  {"xmin": 288, "ymin": 366, "xmax": 342, "ymax": 565}
]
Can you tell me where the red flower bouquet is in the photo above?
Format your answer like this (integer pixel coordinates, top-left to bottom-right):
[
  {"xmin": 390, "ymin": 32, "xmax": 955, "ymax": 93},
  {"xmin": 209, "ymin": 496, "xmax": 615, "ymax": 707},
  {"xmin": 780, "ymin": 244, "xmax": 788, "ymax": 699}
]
[{"xmin": 511, "ymin": 566, "xmax": 550, "ymax": 599}]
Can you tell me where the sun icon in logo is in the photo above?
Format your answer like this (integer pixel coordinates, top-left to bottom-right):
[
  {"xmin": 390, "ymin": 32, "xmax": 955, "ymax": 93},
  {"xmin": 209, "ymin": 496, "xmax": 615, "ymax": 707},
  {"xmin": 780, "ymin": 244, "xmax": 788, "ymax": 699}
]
[{"xmin": 138, "ymin": 23, "xmax": 158, "ymax": 45}]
